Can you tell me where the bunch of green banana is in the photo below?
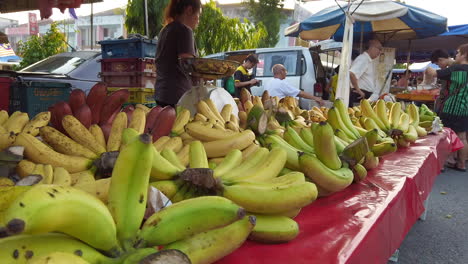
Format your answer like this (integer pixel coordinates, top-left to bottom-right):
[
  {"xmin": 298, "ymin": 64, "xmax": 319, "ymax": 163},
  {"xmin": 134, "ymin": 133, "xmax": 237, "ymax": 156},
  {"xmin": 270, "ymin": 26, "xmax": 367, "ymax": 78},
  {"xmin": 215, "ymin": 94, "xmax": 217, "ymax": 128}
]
[{"xmin": 248, "ymin": 214, "xmax": 299, "ymax": 244}]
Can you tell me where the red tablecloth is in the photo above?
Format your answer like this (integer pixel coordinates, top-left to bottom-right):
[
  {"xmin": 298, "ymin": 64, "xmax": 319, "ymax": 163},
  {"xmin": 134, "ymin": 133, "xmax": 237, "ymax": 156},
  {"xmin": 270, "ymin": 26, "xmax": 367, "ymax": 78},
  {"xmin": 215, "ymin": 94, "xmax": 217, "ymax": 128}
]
[{"xmin": 217, "ymin": 128, "xmax": 456, "ymax": 264}]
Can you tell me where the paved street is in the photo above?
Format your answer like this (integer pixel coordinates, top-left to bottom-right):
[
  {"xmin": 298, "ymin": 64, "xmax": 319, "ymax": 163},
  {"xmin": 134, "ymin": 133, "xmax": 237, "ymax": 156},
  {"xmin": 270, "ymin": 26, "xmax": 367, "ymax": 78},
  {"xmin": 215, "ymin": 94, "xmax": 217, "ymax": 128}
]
[{"xmin": 390, "ymin": 167, "xmax": 468, "ymax": 264}]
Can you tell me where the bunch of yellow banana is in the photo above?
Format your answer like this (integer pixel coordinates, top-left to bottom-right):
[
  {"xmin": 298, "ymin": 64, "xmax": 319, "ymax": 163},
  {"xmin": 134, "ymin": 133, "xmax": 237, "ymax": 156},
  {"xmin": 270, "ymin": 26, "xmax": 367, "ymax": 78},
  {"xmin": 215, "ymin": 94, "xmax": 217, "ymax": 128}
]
[{"xmin": 0, "ymin": 111, "xmax": 51, "ymax": 151}]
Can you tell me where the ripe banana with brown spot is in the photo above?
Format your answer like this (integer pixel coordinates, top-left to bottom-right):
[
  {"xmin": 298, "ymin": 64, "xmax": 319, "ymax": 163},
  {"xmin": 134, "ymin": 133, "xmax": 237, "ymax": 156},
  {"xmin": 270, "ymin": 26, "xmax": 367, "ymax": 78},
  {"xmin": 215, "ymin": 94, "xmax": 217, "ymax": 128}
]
[{"xmin": 22, "ymin": 111, "xmax": 51, "ymax": 136}]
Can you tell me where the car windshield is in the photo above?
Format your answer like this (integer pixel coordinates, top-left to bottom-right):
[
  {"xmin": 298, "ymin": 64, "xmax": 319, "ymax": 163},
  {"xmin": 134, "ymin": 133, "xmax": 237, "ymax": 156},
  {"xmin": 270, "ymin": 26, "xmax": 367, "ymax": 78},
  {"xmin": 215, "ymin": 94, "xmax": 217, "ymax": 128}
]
[{"xmin": 21, "ymin": 56, "xmax": 87, "ymax": 74}]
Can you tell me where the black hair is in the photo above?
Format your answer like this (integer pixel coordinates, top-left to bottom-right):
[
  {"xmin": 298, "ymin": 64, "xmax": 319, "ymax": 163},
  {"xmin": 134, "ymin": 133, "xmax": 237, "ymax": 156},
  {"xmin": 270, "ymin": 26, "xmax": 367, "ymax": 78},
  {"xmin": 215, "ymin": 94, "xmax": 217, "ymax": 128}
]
[
  {"xmin": 164, "ymin": 0, "xmax": 202, "ymax": 25},
  {"xmin": 244, "ymin": 54, "xmax": 259, "ymax": 64},
  {"xmin": 430, "ymin": 49, "xmax": 449, "ymax": 63}
]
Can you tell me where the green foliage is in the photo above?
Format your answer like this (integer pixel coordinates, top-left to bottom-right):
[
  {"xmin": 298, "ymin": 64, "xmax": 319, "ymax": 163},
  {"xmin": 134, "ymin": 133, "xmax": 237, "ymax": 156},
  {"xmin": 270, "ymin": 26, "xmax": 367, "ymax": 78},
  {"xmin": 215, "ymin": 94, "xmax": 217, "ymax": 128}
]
[
  {"xmin": 15, "ymin": 23, "xmax": 67, "ymax": 70},
  {"xmin": 246, "ymin": 0, "xmax": 285, "ymax": 48},
  {"xmin": 125, "ymin": 0, "xmax": 169, "ymax": 38},
  {"xmin": 393, "ymin": 63, "xmax": 407, "ymax": 69},
  {"xmin": 195, "ymin": 1, "xmax": 267, "ymax": 57}
]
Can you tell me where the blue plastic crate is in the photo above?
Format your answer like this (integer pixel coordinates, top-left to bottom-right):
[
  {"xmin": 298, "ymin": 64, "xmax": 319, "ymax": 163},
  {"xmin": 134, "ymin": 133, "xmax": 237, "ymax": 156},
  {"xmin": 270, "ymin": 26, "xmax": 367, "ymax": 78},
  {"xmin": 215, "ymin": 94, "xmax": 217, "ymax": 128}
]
[
  {"xmin": 9, "ymin": 81, "xmax": 71, "ymax": 117},
  {"xmin": 99, "ymin": 38, "xmax": 157, "ymax": 59}
]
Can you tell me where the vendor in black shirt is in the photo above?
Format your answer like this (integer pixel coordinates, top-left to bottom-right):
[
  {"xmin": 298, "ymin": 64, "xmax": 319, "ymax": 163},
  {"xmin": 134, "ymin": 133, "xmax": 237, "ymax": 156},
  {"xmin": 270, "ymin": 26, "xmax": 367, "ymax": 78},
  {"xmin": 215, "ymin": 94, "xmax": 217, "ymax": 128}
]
[{"xmin": 234, "ymin": 54, "xmax": 260, "ymax": 98}]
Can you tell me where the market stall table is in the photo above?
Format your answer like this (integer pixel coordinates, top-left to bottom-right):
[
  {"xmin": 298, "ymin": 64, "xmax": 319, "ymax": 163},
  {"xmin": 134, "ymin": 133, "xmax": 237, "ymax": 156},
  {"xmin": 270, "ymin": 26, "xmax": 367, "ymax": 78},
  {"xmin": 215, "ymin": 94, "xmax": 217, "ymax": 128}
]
[{"xmin": 216, "ymin": 128, "xmax": 456, "ymax": 264}]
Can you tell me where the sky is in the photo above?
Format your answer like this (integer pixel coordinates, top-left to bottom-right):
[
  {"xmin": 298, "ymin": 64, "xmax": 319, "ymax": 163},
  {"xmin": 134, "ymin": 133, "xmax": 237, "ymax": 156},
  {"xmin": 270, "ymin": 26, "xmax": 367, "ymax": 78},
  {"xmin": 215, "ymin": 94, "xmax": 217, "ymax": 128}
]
[{"xmin": 0, "ymin": 0, "xmax": 465, "ymax": 26}]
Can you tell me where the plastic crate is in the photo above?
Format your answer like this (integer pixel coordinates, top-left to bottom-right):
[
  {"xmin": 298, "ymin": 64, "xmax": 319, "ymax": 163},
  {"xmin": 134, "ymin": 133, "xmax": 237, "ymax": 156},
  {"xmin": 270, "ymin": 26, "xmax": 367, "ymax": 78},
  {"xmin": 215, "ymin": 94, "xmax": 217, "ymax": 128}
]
[
  {"xmin": 9, "ymin": 81, "xmax": 71, "ymax": 117},
  {"xmin": 100, "ymin": 57, "xmax": 155, "ymax": 73},
  {"xmin": 0, "ymin": 77, "xmax": 14, "ymax": 111},
  {"xmin": 99, "ymin": 39, "xmax": 157, "ymax": 59},
  {"xmin": 100, "ymin": 71, "xmax": 156, "ymax": 88},
  {"xmin": 108, "ymin": 87, "xmax": 155, "ymax": 104}
]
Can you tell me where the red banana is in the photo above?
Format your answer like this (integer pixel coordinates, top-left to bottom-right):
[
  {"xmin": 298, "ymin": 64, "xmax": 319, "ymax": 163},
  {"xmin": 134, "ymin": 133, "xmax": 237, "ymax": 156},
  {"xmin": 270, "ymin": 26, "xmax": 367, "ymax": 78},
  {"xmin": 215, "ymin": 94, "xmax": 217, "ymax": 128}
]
[
  {"xmin": 99, "ymin": 89, "xmax": 129, "ymax": 125},
  {"xmin": 151, "ymin": 106, "xmax": 176, "ymax": 142},
  {"xmin": 86, "ymin": 82, "xmax": 108, "ymax": 125},
  {"xmin": 74, "ymin": 104, "xmax": 92, "ymax": 129},
  {"xmin": 69, "ymin": 89, "xmax": 86, "ymax": 115},
  {"xmin": 122, "ymin": 105, "xmax": 135, "ymax": 127},
  {"xmin": 50, "ymin": 101, "xmax": 72, "ymax": 133},
  {"xmin": 144, "ymin": 106, "xmax": 163, "ymax": 134}
]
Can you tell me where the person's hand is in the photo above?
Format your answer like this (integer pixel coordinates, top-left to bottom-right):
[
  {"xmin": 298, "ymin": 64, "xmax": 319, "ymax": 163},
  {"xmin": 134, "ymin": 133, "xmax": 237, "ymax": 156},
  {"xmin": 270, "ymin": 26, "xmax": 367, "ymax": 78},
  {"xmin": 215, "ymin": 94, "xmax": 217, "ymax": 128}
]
[
  {"xmin": 249, "ymin": 79, "xmax": 258, "ymax": 85},
  {"xmin": 353, "ymin": 89, "xmax": 365, "ymax": 99},
  {"xmin": 316, "ymin": 98, "xmax": 325, "ymax": 106}
]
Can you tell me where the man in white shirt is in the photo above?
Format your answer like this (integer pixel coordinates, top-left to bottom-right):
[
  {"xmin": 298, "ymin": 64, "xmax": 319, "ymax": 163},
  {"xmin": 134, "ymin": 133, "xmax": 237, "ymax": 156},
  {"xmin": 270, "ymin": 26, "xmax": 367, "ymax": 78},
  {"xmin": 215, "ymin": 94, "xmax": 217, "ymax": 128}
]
[
  {"xmin": 349, "ymin": 39, "xmax": 383, "ymax": 106},
  {"xmin": 265, "ymin": 64, "xmax": 324, "ymax": 105}
]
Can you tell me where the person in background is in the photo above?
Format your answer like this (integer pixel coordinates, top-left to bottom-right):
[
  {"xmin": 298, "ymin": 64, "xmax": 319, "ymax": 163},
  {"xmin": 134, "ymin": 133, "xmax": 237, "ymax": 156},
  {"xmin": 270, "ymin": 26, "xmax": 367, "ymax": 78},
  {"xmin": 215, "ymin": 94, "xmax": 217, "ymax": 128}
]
[
  {"xmin": 416, "ymin": 76, "xmax": 424, "ymax": 86},
  {"xmin": 349, "ymin": 39, "xmax": 383, "ymax": 107},
  {"xmin": 265, "ymin": 64, "xmax": 324, "ymax": 106},
  {"xmin": 426, "ymin": 44, "xmax": 468, "ymax": 172},
  {"xmin": 426, "ymin": 49, "xmax": 455, "ymax": 114},
  {"xmin": 397, "ymin": 70, "xmax": 411, "ymax": 87},
  {"xmin": 234, "ymin": 54, "xmax": 260, "ymax": 98},
  {"xmin": 391, "ymin": 79, "xmax": 398, "ymax": 87},
  {"xmin": 154, "ymin": 0, "xmax": 201, "ymax": 107},
  {"xmin": 325, "ymin": 66, "xmax": 339, "ymax": 101}
]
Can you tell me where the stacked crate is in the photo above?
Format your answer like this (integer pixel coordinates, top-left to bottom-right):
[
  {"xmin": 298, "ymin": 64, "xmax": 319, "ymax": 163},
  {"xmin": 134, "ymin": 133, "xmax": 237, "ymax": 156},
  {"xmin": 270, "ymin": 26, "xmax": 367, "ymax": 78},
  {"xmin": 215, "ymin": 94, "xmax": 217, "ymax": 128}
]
[{"xmin": 99, "ymin": 38, "xmax": 158, "ymax": 106}]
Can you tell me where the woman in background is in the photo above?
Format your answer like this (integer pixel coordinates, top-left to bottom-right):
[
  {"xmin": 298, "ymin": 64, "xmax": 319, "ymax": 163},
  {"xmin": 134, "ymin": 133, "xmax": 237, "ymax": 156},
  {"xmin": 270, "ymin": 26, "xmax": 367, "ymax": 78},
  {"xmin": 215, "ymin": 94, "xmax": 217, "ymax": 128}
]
[{"xmin": 154, "ymin": 0, "xmax": 202, "ymax": 107}]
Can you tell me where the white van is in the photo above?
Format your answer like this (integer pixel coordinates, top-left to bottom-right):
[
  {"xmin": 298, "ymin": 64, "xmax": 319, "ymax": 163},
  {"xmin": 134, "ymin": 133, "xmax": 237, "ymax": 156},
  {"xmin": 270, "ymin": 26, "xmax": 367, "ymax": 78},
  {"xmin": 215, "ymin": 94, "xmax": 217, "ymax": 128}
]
[{"xmin": 205, "ymin": 46, "xmax": 330, "ymax": 110}]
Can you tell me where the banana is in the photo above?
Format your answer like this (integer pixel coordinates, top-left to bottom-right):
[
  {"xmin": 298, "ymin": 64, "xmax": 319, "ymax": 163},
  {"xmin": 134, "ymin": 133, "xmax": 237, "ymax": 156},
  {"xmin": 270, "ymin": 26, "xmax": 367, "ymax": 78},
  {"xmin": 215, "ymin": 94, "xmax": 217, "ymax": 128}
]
[
  {"xmin": 241, "ymin": 143, "xmax": 259, "ymax": 160},
  {"xmin": 263, "ymin": 134, "xmax": 301, "ymax": 170},
  {"xmin": 403, "ymin": 124, "xmax": 418, "ymax": 143},
  {"xmin": 107, "ymin": 134, "xmax": 154, "ymax": 250},
  {"xmin": 398, "ymin": 113, "xmax": 410, "ymax": 132},
  {"xmin": 334, "ymin": 128, "xmax": 353, "ymax": 144},
  {"xmin": 135, "ymin": 103, "xmax": 151, "ymax": 114},
  {"xmin": 161, "ymin": 136, "xmax": 183, "ymax": 153},
  {"xmin": 225, "ymin": 121, "xmax": 240, "ymax": 132},
  {"xmin": 189, "ymin": 140, "xmax": 209, "ymax": 168},
  {"xmin": 52, "ymin": 167, "xmax": 71, "ymax": 186},
  {"xmin": 327, "ymin": 107, "xmax": 357, "ymax": 140},
  {"xmin": 197, "ymin": 100, "xmax": 220, "ymax": 123},
  {"xmin": 15, "ymin": 133, "xmax": 93, "ymax": 173},
  {"xmin": 334, "ymin": 99, "xmax": 361, "ymax": 138},
  {"xmin": 39, "ymin": 164, "xmax": 54, "ymax": 184},
  {"xmin": 205, "ymin": 98, "xmax": 225, "ymax": 123},
  {"xmin": 238, "ymin": 111, "xmax": 248, "ymax": 129},
  {"xmin": 128, "ymin": 108, "xmax": 146, "ymax": 134},
  {"xmin": 230, "ymin": 113, "xmax": 239, "ymax": 126},
  {"xmin": 313, "ymin": 122, "xmax": 342, "ymax": 170},
  {"xmin": 73, "ymin": 169, "xmax": 97, "ymax": 196},
  {"xmin": 140, "ymin": 196, "xmax": 245, "ymax": 246},
  {"xmin": 248, "ymin": 214, "xmax": 299, "ymax": 244},
  {"xmin": 415, "ymin": 125, "xmax": 428, "ymax": 137},
  {"xmin": 364, "ymin": 129, "xmax": 379, "ymax": 148},
  {"xmin": 299, "ymin": 152, "xmax": 354, "ymax": 193},
  {"xmin": 165, "ymin": 218, "xmax": 255, "ymax": 264},
  {"xmin": 107, "ymin": 112, "xmax": 128, "ymax": 152},
  {"xmin": 176, "ymin": 144, "xmax": 190, "ymax": 167},
  {"xmin": 70, "ymin": 168, "xmax": 96, "ymax": 186},
  {"xmin": 26, "ymin": 251, "xmax": 91, "ymax": 264},
  {"xmin": 227, "ymin": 148, "xmax": 287, "ymax": 183},
  {"xmin": 252, "ymin": 96, "xmax": 264, "ymax": 108},
  {"xmin": 22, "ymin": 112, "xmax": 51, "ymax": 136},
  {"xmin": 223, "ymin": 181, "xmax": 317, "ymax": 214},
  {"xmin": 375, "ymin": 100, "xmax": 391, "ymax": 130},
  {"xmin": 0, "ymin": 233, "xmax": 115, "ymax": 264},
  {"xmin": 243, "ymin": 100, "xmax": 254, "ymax": 114},
  {"xmin": 170, "ymin": 182, "xmax": 191, "ymax": 203},
  {"xmin": 407, "ymin": 103, "xmax": 420, "ymax": 126},
  {"xmin": 352, "ymin": 163, "xmax": 368, "ymax": 182},
  {"xmin": 62, "ymin": 115, "xmax": 106, "ymax": 155},
  {"xmin": 363, "ymin": 151, "xmax": 379, "ymax": 170},
  {"xmin": 153, "ymin": 136, "xmax": 171, "ymax": 151},
  {"xmin": 185, "ymin": 122, "xmax": 238, "ymax": 142},
  {"xmin": 150, "ymin": 180, "xmax": 180, "ymax": 200},
  {"xmin": 203, "ymin": 130, "xmax": 255, "ymax": 158},
  {"xmin": 30, "ymin": 164, "xmax": 45, "ymax": 181},
  {"xmin": 354, "ymin": 125, "xmax": 368, "ymax": 136},
  {"xmin": 16, "ymin": 159, "xmax": 36, "ymax": 178},
  {"xmin": 371, "ymin": 141, "xmax": 397, "ymax": 157},
  {"xmin": 283, "ymin": 126, "xmax": 315, "ymax": 153},
  {"xmin": 389, "ymin": 102, "xmax": 402, "ymax": 129},
  {"xmin": 5, "ymin": 112, "xmax": 29, "ymax": 134},
  {"xmin": 161, "ymin": 148, "xmax": 186, "ymax": 171},
  {"xmin": 0, "ymin": 186, "xmax": 31, "ymax": 221},
  {"xmin": 0, "ymin": 131, "xmax": 16, "ymax": 151},
  {"xmin": 0, "ymin": 109, "xmax": 8, "ymax": 125},
  {"xmin": 397, "ymin": 137, "xmax": 411, "ymax": 148},
  {"xmin": 220, "ymin": 147, "xmax": 269, "ymax": 181},
  {"xmin": 95, "ymin": 178, "xmax": 111, "ymax": 204},
  {"xmin": 238, "ymin": 171, "xmax": 305, "ymax": 186},
  {"xmin": 194, "ymin": 113, "xmax": 208, "ymax": 122},
  {"xmin": 213, "ymin": 149, "xmax": 243, "ymax": 178},
  {"xmin": 89, "ymin": 124, "xmax": 107, "ymax": 150},
  {"xmin": 171, "ymin": 108, "xmax": 191, "ymax": 136},
  {"xmin": 150, "ymin": 146, "xmax": 183, "ymax": 180},
  {"xmin": 334, "ymin": 135, "xmax": 347, "ymax": 154},
  {"xmin": 120, "ymin": 248, "xmax": 158, "ymax": 264},
  {"xmin": 2, "ymin": 185, "xmax": 120, "ymax": 252},
  {"xmin": 39, "ymin": 126, "xmax": 98, "ymax": 160},
  {"xmin": 220, "ymin": 104, "xmax": 233, "ymax": 123},
  {"xmin": 299, "ymin": 127, "xmax": 314, "ymax": 147},
  {"xmin": 360, "ymin": 99, "xmax": 386, "ymax": 130}
]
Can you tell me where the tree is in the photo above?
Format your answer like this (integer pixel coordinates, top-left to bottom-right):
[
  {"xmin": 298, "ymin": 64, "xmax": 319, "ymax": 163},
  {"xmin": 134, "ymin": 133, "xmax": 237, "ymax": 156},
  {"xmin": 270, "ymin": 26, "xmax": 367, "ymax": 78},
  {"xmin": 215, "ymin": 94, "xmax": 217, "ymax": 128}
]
[
  {"xmin": 246, "ymin": 0, "xmax": 285, "ymax": 48},
  {"xmin": 15, "ymin": 23, "xmax": 67, "ymax": 69},
  {"xmin": 195, "ymin": 1, "xmax": 267, "ymax": 57},
  {"xmin": 125, "ymin": 0, "xmax": 169, "ymax": 39}
]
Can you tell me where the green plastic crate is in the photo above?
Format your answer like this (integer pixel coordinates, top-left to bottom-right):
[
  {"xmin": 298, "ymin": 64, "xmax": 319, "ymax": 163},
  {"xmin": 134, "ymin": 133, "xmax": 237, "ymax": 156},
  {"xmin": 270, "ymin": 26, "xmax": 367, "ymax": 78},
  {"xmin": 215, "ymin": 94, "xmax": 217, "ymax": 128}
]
[{"xmin": 9, "ymin": 81, "xmax": 71, "ymax": 117}]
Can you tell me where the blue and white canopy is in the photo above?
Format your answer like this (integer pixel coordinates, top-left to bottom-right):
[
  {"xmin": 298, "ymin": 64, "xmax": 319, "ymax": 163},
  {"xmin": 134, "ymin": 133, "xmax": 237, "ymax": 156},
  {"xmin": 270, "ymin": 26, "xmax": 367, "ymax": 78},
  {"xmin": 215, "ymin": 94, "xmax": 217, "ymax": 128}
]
[{"xmin": 285, "ymin": 0, "xmax": 448, "ymax": 42}]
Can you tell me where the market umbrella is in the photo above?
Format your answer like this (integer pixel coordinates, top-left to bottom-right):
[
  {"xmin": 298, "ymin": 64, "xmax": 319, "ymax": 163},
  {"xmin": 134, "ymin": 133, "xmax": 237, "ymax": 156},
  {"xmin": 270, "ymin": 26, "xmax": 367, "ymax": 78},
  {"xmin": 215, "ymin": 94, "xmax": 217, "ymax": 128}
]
[{"xmin": 284, "ymin": 0, "xmax": 447, "ymax": 106}]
